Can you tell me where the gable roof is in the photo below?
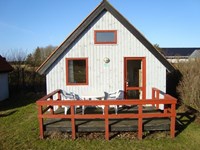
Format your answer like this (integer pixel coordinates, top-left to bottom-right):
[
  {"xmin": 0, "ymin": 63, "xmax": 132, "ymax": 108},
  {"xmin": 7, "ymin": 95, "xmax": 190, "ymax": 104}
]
[
  {"xmin": 0, "ymin": 55, "xmax": 13, "ymax": 73},
  {"xmin": 189, "ymin": 49, "xmax": 200, "ymax": 58},
  {"xmin": 161, "ymin": 48, "xmax": 200, "ymax": 57},
  {"xmin": 37, "ymin": 0, "xmax": 175, "ymax": 74}
]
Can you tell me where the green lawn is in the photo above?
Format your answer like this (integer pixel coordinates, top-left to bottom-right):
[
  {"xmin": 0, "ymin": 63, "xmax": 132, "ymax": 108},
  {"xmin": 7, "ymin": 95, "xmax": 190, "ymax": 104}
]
[{"xmin": 1, "ymin": 93, "xmax": 200, "ymax": 150}]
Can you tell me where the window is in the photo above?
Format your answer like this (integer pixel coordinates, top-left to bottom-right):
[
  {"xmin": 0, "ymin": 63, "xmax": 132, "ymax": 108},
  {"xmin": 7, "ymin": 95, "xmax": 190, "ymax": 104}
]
[
  {"xmin": 94, "ymin": 30, "xmax": 117, "ymax": 44},
  {"xmin": 66, "ymin": 58, "xmax": 88, "ymax": 85}
]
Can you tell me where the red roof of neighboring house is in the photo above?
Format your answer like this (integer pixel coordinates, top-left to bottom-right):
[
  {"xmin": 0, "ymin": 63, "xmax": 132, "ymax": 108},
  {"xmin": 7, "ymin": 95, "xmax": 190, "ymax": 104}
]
[{"xmin": 0, "ymin": 55, "xmax": 13, "ymax": 73}]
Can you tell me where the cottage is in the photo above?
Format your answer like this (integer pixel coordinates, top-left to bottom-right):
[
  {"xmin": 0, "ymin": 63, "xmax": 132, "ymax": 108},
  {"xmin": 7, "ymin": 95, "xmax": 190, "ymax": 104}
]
[
  {"xmin": 36, "ymin": 0, "xmax": 178, "ymax": 140},
  {"xmin": 37, "ymin": 0, "xmax": 175, "ymax": 104},
  {"xmin": 0, "ymin": 55, "xmax": 13, "ymax": 101}
]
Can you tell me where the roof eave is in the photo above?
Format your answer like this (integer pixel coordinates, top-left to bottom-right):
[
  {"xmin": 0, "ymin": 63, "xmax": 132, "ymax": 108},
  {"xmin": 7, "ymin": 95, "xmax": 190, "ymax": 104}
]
[
  {"xmin": 37, "ymin": 1, "xmax": 106, "ymax": 75},
  {"xmin": 104, "ymin": 1, "xmax": 175, "ymax": 72}
]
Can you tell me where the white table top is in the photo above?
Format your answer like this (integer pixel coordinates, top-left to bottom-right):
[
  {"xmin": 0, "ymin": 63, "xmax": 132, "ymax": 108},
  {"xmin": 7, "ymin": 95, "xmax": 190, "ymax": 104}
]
[{"xmin": 80, "ymin": 91, "xmax": 105, "ymax": 100}]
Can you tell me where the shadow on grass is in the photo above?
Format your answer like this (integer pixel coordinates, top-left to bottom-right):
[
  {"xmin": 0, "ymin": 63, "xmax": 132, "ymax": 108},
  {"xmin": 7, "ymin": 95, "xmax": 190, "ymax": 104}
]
[
  {"xmin": 175, "ymin": 107, "xmax": 197, "ymax": 137},
  {"xmin": 0, "ymin": 91, "xmax": 45, "ymax": 112},
  {"xmin": 0, "ymin": 110, "xmax": 18, "ymax": 117}
]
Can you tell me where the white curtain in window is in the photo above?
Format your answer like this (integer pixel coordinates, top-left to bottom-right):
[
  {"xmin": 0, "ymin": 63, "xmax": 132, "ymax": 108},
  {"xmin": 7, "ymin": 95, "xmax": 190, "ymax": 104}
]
[{"xmin": 68, "ymin": 60, "xmax": 74, "ymax": 83}]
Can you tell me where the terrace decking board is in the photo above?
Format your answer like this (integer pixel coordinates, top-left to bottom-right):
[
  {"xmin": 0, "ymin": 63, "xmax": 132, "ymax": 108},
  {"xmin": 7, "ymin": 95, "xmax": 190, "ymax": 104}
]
[{"xmin": 44, "ymin": 106, "xmax": 171, "ymax": 132}]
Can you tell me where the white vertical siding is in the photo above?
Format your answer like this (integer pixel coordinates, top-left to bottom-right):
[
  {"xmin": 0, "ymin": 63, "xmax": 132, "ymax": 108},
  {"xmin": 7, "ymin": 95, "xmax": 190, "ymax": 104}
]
[
  {"xmin": 0, "ymin": 73, "xmax": 9, "ymax": 101},
  {"xmin": 46, "ymin": 11, "xmax": 167, "ymax": 99}
]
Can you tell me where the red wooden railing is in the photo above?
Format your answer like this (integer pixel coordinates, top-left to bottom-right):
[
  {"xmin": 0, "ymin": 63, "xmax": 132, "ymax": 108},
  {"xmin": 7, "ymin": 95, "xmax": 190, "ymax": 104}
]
[{"xmin": 36, "ymin": 88, "xmax": 177, "ymax": 140}]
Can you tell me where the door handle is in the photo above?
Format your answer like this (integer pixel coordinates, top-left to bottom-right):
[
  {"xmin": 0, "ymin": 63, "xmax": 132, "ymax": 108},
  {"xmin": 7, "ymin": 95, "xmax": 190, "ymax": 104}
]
[{"xmin": 126, "ymin": 81, "xmax": 129, "ymax": 86}]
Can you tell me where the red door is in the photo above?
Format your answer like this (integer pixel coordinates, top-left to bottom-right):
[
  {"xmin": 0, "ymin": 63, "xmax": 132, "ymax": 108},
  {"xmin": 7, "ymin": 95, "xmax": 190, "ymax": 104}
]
[{"xmin": 124, "ymin": 57, "xmax": 146, "ymax": 99}]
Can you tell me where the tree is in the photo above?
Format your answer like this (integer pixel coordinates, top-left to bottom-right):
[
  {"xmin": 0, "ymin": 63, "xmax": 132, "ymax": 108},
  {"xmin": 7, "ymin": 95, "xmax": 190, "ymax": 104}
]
[
  {"xmin": 27, "ymin": 45, "xmax": 56, "ymax": 67},
  {"xmin": 26, "ymin": 54, "xmax": 34, "ymax": 65},
  {"xmin": 33, "ymin": 47, "xmax": 42, "ymax": 66},
  {"xmin": 40, "ymin": 45, "xmax": 55, "ymax": 60},
  {"xmin": 4, "ymin": 49, "xmax": 28, "ymax": 91},
  {"xmin": 3, "ymin": 46, "xmax": 55, "ymax": 93}
]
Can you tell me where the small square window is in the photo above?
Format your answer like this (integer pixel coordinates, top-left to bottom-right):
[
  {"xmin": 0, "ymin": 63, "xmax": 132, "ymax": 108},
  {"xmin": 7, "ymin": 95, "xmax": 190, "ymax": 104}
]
[
  {"xmin": 94, "ymin": 30, "xmax": 117, "ymax": 44},
  {"xmin": 66, "ymin": 58, "xmax": 88, "ymax": 85}
]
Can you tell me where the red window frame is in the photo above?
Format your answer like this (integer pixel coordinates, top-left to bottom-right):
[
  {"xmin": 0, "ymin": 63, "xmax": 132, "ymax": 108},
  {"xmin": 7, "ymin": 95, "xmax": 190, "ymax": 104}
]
[
  {"xmin": 66, "ymin": 58, "xmax": 88, "ymax": 85},
  {"xmin": 94, "ymin": 30, "xmax": 117, "ymax": 44}
]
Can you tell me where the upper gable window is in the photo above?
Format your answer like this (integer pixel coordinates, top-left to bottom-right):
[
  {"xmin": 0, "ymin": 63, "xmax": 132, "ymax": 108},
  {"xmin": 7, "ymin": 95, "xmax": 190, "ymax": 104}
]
[{"xmin": 94, "ymin": 30, "xmax": 117, "ymax": 44}]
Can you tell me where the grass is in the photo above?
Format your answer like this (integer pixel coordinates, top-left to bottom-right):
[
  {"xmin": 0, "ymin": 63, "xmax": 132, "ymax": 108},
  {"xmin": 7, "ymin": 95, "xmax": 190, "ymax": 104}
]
[{"xmin": 1, "ymin": 93, "xmax": 200, "ymax": 150}]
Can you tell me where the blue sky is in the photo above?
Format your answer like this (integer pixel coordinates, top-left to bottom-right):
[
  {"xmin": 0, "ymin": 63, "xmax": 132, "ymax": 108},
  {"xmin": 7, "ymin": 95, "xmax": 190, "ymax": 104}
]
[{"xmin": 0, "ymin": 0, "xmax": 200, "ymax": 55}]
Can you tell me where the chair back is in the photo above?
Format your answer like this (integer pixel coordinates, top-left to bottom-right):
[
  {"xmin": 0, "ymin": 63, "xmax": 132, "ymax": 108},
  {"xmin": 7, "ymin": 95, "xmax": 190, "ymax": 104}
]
[
  {"xmin": 116, "ymin": 90, "xmax": 124, "ymax": 99},
  {"xmin": 108, "ymin": 90, "xmax": 123, "ymax": 99},
  {"xmin": 71, "ymin": 92, "xmax": 80, "ymax": 100},
  {"xmin": 62, "ymin": 90, "xmax": 74, "ymax": 100}
]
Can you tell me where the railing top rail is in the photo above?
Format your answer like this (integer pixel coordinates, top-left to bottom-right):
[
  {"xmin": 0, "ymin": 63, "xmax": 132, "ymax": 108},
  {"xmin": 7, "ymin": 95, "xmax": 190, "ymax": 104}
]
[
  {"xmin": 37, "ymin": 89, "xmax": 61, "ymax": 102},
  {"xmin": 152, "ymin": 88, "xmax": 166, "ymax": 96},
  {"xmin": 164, "ymin": 94, "xmax": 177, "ymax": 100},
  {"xmin": 152, "ymin": 88, "xmax": 159, "ymax": 91},
  {"xmin": 36, "ymin": 99, "xmax": 177, "ymax": 106},
  {"xmin": 36, "ymin": 88, "xmax": 177, "ymax": 105}
]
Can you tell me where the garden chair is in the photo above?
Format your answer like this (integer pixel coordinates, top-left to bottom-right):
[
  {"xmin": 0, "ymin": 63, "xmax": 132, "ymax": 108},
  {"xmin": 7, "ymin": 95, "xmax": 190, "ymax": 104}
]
[
  {"xmin": 61, "ymin": 90, "xmax": 80, "ymax": 114},
  {"xmin": 107, "ymin": 90, "xmax": 123, "ymax": 114}
]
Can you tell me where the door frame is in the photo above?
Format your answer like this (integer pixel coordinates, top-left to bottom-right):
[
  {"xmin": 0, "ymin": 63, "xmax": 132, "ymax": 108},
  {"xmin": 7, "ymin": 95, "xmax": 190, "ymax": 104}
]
[{"xmin": 124, "ymin": 57, "xmax": 146, "ymax": 99}]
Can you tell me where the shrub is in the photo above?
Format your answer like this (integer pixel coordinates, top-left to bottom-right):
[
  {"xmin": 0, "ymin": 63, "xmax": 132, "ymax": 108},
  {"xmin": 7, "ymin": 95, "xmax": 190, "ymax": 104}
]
[
  {"xmin": 176, "ymin": 59, "xmax": 200, "ymax": 111},
  {"xmin": 9, "ymin": 63, "xmax": 45, "ymax": 93}
]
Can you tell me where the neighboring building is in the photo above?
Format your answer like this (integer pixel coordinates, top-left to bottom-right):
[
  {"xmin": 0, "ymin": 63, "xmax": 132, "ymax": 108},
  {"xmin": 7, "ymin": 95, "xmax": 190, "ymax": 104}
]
[
  {"xmin": 189, "ymin": 49, "xmax": 200, "ymax": 60},
  {"xmin": 0, "ymin": 55, "xmax": 13, "ymax": 101},
  {"xmin": 162, "ymin": 48, "xmax": 200, "ymax": 63},
  {"xmin": 37, "ymin": 0, "xmax": 175, "ymax": 103}
]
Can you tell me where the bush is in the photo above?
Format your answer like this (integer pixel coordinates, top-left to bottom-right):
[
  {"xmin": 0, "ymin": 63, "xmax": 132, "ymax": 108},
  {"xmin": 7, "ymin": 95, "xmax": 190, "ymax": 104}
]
[
  {"xmin": 176, "ymin": 59, "xmax": 200, "ymax": 111},
  {"xmin": 9, "ymin": 63, "xmax": 45, "ymax": 93}
]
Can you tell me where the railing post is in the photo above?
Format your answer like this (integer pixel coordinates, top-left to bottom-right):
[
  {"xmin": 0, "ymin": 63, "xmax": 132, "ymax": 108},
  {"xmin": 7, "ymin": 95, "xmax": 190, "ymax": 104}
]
[
  {"xmin": 156, "ymin": 89, "xmax": 160, "ymax": 109},
  {"xmin": 58, "ymin": 90, "xmax": 61, "ymax": 100},
  {"xmin": 50, "ymin": 96, "xmax": 54, "ymax": 114},
  {"xmin": 57, "ymin": 90, "xmax": 61, "ymax": 108},
  {"xmin": 163, "ymin": 95, "xmax": 168, "ymax": 114},
  {"xmin": 38, "ymin": 105, "xmax": 44, "ymax": 139},
  {"xmin": 152, "ymin": 88, "xmax": 155, "ymax": 107},
  {"xmin": 138, "ymin": 104, "xmax": 143, "ymax": 140},
  {"xmin": 170, "ymin": 103, "xmax": 176, "ymax": 138},
  {"xmin": 105, "ymin": 105, "xmax": 109, "ymax": 140},
  {"xmin": 71, "ymin": 105, "xmax": 76, "ymax": 140},
  {"xmin": 152, "ymin": 88, "xmax": 155, "ymax": 99}
]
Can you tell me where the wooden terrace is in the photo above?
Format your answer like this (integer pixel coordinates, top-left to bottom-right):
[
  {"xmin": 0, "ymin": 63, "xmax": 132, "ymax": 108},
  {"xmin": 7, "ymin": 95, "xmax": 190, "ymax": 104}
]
[
  {"xmin": 36, "ymin": 88, "xmax": 177, "ymax": 140},
  {"xmin": 44, "ymin": 106, "xmax": 171, "ymax": 132}
]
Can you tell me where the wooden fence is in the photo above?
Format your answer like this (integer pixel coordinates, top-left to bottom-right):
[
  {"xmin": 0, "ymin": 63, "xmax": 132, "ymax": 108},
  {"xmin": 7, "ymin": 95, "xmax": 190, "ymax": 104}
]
[{"xmin": 36, "ymin": 88, "xmax": 177, "ymax": 140}]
